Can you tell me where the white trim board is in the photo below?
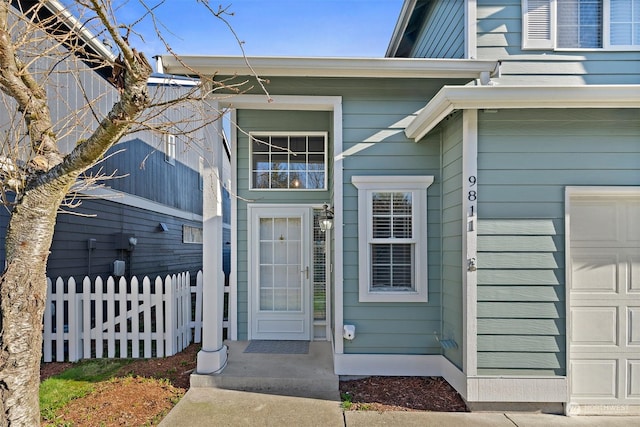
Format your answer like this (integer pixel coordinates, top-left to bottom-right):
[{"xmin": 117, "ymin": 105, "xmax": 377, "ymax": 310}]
[
  {"xmin": 81, "ymin": 187, "xmax": 203, "ymax": 222},
  {"xmin": 334, "ymin": 353, "xmax": 566, "ymax": 403},
  {"xmin": 406, "ymin": 84, "xmax": 640, "ymax": 142},
  {"xmin": 159, "ymin": 55, "xmax": 499, "ymax": 80}
]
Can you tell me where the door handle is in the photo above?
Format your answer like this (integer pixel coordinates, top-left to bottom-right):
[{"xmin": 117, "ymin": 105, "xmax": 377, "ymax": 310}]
[{"xmin": 302, "ymin": 266, "xmax": 308, "ymax": 279}]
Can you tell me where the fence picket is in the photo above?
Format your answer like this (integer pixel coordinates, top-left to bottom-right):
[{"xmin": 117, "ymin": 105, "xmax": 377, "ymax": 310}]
[
  {"xmin": 94, "ymin": 276, "xmax": 104, "ymax": 358},
  {"xmin": 43, "ymin": 278, "xmax": 53, "ymax": 363},
  {"xmin": 43, "ymin": 271, "xmax": 207, "ymax": 362}
]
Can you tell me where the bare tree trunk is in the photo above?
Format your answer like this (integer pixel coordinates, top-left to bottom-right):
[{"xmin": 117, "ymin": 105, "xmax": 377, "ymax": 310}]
[{"xmin": 0, "ymin": 175, "xmax": 75, "ymax": 426}]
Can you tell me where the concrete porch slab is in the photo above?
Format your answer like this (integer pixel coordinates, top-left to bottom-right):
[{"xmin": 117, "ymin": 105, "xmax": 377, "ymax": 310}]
[{"xmin": 190, "ymin": 340, "xmax": 339, "ymax": 401}]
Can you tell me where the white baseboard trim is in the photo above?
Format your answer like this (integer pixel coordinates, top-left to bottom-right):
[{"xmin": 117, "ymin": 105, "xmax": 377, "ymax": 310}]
[
  {"xmin": 333, "ymin": 353, "xmax": 567, "ymax": 403},
  {"xmin": 466, "ymin": 376, "xmax": 567, "ymax": 402}
]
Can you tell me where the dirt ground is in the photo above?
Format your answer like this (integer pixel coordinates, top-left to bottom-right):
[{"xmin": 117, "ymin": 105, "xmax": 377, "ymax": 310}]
[{"xmin": 41, "ymin": 344, "xmax": 467, "ymax": 425}]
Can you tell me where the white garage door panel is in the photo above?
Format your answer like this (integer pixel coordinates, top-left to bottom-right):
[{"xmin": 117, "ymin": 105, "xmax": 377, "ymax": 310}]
[
  {"xmin": 571, "ymin": 307, "xmax": 617, "ymax": 345},
  {"xmin": 569, "ymin": 193, "xmax": 640, "ymax": 414},
  {"xmin": 630, "ymin": 308, "xmax": 640, "ymax": 345},
  {"xmin": 629, "ymin": 361, "xmax": 640, "ymax": 398},
  {"xmin": 571, "ymin": 360, "xmax": 617, "ymax": 398},
  {"xmin": 571, "ymin": 251, "xmax": 619, "ymax": 293}
]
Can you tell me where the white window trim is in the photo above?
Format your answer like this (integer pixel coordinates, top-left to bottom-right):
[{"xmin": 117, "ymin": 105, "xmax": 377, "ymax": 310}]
[
  {"xmin": 249, "ymin": 131, "xmax": 328, "ymax": 191},
  {"xmin": 522, "ymin": 0, "xmax": 640, "ymax": 51},
  {"xmin": 352, "ymin": 175, "xmax": 433, "ymax": 303}
]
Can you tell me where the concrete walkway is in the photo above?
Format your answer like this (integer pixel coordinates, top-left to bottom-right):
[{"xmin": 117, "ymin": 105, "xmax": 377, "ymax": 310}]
[{"xmin": 159, "ymin": 341, "xmax": 640, "ymax": 426}]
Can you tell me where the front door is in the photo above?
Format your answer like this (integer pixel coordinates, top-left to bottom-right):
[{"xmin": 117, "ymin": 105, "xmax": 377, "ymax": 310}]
[{"xmin": 249, "ymin": 206, "xmax": 311, "ymax": 340}]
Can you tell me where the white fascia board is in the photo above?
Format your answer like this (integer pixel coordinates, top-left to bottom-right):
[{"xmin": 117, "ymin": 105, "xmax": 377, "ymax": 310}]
[
  {"xmin": 159, "ymin": 55, "xmax": 498, "ymax": 79},
  {"xmin": 406, "ymin": 84, "xmax": 640, "ymax": 141},
  {"xmin": 385, "ymin": 0, "xmax": 417, "ymax": 57},
  {"xmin": 44, "ymin": 0, "xmax": 117, "ymax": 62}
]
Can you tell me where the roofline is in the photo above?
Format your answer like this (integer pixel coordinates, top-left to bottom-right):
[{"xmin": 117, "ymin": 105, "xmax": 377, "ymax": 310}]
[
  {"xmin": 385, "ymin": 0, "xmax": 417, "ymax": 58},
  {"xmin": 406, "ymin": 85, "xmax": 640, "ymax": 141},
  {"xmin": 43, "ymin": 0, "xmax": 116, "ymax": 62},
  {"xmin": 158, "ymin": 55, "xmax": 499, "ymax": 79}
]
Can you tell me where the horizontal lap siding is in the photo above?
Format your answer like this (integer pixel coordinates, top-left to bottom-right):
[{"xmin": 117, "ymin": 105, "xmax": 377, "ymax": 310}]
[
  {"xmin": 337, "ymin": 80, "xmax": 453, "ymax": 356},
  {"xmin": 476, "ymin": 108, "xmax": 640, "ymax": 375},
  {"xmin": 411, "ymin": 0, "xmax": 465, "ymax": 58},
  {"xmin": 440, "ymin": 114, "xmax": 464, "ymax": 368},
  {"xmin": 477, "ymin": 0, "xmax": 640, "ymax": 84}
]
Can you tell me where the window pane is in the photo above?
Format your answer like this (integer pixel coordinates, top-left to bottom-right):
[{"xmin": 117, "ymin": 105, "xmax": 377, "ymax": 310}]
[
  {"xmin": 371, "ymin": 243, "xmax": 414, "ymax": 290},
  {"xmin": 610, "ymin": 0, "xmax": 639, "ymax": 45},
  {"xmin": 373, "ymin": 217, "xmax": 391, "ymax": 238},
  {"xmin": 250, "ymin": 134, "xmax": 326, "ymax": 189},
  {"xmin": 290, "ymin": 136, "xmax": 306, "ymax": 152},
  {"xmin": 308, "ymin": 136, "xmax": 324, "ymax": 152},
  {"xmin": 557, "ymin": 0, "xmax": 602, "ymax": 48},
  {"xmin": 307, "ymin": 172, "xmax": 324, "ymax": 189},
  {"xmin": 252, "ymin": 135, "xmax": 269, "ymax": 152}
]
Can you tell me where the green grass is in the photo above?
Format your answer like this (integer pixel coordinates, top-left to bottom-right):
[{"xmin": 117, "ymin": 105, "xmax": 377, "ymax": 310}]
[{"xmin": 40, "ymin": 359, "xmax": 133, "ymax": 422}]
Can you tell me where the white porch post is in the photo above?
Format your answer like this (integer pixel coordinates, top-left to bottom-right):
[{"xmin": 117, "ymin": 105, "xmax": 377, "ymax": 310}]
[{"xmin": 196, "ymin": 100, "xmax": 228, "ymax": 374}]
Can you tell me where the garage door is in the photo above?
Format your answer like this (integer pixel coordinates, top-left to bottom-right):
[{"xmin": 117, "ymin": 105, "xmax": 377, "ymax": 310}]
[{"xmin": 569, "ymin": 193, "xmax": 640, "ymax": 415}]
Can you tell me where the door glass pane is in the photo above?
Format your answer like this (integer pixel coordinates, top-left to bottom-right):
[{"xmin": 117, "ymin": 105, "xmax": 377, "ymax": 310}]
[{"xmin": 258, "ymin": 215, "xmax": 303, "ymax": 312}]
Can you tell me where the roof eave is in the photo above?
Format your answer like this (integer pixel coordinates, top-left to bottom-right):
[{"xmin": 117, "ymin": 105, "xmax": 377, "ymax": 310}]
[
  {"xmin": 158, "ymin": 55, "xmax": 498, "ymax": 79},
  {"xmin": 385, "ymin": 0, "xmax": 417, "ymax": 58},
  {"xmin": 406, "ymin": 85, "xmax": 640, "ymax": 141}
]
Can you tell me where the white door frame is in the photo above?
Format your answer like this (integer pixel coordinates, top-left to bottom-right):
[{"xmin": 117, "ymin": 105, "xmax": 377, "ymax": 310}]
[
  {"xmin": 565, "ymin": 186, "xmax": 640, "ymax": 415},
  {"xmin": 247, "ymin": 204, "xmax": 313, "ymax": 340}
]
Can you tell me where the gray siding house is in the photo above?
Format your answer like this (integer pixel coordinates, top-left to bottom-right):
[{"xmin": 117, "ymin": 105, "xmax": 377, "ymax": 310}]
[
  {"xmin": 161, "ymin": 0, "xmax": 640, "ymax": 415},
  {"xmin": 0, "ymin": 1, "xmax": 212, "ymax": 282}
]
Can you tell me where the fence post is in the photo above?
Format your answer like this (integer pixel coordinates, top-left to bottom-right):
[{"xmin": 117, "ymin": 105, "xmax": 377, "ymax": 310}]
[
  {"xmin": 55, "ymin": 277, "xmax": 65, "ymax": 362},
  {"xmin": 94, "ymin": 276, "xmax": 104, "ymax": 358},
  {"xmin": 106, "ymin": 277, "xmax": 116, "ymax": 358}
]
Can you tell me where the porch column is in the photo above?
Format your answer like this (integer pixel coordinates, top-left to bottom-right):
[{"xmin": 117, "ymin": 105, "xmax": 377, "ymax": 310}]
[{"xmin": 196, "ymin": 100, "xmax": 228, "ymax": 374}]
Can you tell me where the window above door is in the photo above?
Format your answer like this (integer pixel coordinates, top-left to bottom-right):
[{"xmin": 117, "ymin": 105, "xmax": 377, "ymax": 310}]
[
  {"xmin": 250, "ymin": 132, "xmax": 328, "ymax": 190},
  {"xmin": 523, "ymin": 0, "xmax": 640, "ymax": 50}
]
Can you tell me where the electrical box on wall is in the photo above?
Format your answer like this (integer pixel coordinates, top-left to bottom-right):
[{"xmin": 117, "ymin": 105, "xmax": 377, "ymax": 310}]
[
  {"xmin": 113, "ymin": 260, "xmax": 125, "ymax": 276},
  {"xmin": 114, "ymin": 233, "xmax": 137, "ymax": 251}
]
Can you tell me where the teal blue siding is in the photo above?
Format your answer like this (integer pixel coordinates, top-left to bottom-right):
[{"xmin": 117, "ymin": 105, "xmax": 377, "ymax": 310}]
[
  {"xmin": 476, "ymin": 0, "xmax": 640, "ymax": 84},
  {"xmin": 476, "ymin": 108, "xmax": 640, "ymax": 375},
  {"xmin": 440, "ymin": 113, "xmax": 464, "ymax": 368},
  {"xmin": 411, "ymin": 0, "xmax": 465, "ymax": 58}
]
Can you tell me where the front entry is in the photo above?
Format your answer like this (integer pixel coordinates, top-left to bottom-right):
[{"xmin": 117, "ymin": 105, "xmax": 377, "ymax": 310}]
[{"xmin": 249, "ymin": 206, "xmax": 311, "ymax": 340}]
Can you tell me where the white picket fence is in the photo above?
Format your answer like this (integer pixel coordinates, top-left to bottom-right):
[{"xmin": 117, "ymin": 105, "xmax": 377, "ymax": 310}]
[{"xmin": 42, "ymin": 271, "xmax": 203, "ymax": 362}]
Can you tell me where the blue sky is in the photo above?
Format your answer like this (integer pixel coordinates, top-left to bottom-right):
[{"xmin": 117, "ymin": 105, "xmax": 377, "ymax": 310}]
[{"xmin": 116, "ymin": 0, "xmax": 404, "ymax": 58}]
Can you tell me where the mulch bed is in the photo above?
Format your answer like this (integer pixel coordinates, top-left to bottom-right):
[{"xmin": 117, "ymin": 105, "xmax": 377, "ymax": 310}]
[{"xmin": 340, "ymin": 376, "xmax": 468, "ymax": 412}]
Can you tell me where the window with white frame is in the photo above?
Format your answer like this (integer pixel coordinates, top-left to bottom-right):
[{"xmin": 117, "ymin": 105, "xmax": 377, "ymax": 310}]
[
  {"xmin": 523, "ymin": 0, "xmax": 640, "ymax": 49},
  {"xmin": 250, "ymin": 133, "xmax": 327, "ymax": 190},
  {"xmin": 352, "ymin": 175, "xmax": 433, "ymax": 303},
  {"xmin": 165, "ymin": 134, "xmax": 176, "ymax": 165}
]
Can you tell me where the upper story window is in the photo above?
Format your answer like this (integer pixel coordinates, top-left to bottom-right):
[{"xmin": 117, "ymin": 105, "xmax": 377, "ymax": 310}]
[
  {"xmin": 352, "ymin": 175, "xmax": 433, "ymax": 303},
  {"xmin": 250, "ymin": 133, "xmax": 327, "ymax": 190},
  {"xmin": 523, "ymin": 0, "xmax": 639, "ymax": 49}
]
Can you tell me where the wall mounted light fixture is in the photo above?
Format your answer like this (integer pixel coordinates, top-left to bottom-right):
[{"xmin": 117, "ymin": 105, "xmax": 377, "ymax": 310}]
[{"xmin": 319, "ymin": 203, "xmax": 334, "ymax": 232}]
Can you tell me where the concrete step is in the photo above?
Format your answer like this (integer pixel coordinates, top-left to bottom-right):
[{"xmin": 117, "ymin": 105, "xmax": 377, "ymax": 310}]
[{"xmin": 190, "ymin": 341, "xmax": 339, "ymax": 401}]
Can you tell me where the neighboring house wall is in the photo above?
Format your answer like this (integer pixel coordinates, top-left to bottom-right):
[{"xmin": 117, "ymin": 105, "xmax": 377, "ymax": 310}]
[
  {"xmin": 439, "ymin": 112, "xmax": 464, "ymax": 368},
  {"xmin": 476, "ymin": 0, "xmax": 640, "ymax": 84},
  {"xmin": 410, "ymin": 0, "xmax": 465, "ymax": 58},
  {"xmin": 235, "ymin": 109, "xmax": 333, "ymax": 339},
  {"xmin": 476, "ymin": 108, "xmax": 640, "ymax": 376}
]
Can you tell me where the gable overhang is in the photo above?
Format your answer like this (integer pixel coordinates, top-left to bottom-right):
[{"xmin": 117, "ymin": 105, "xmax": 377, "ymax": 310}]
[
  {"xmin": 158, "ymin": 55, "xmax": 498, "ymax": 80},
  {"xmin": 406, "ymin": 85, "xmax": 640, "ymax": 142}
]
